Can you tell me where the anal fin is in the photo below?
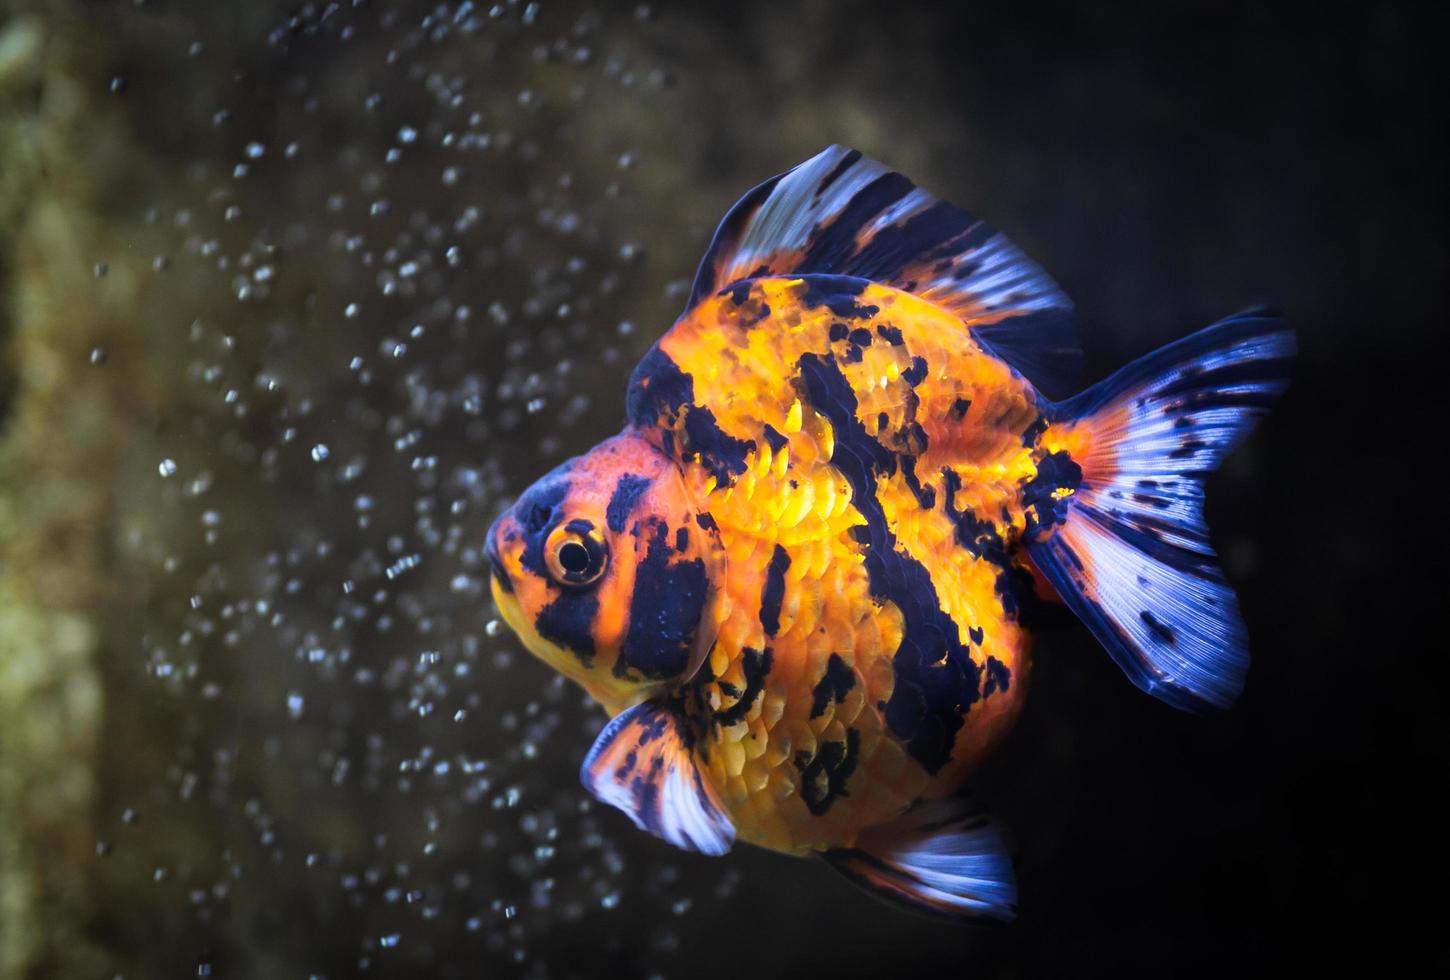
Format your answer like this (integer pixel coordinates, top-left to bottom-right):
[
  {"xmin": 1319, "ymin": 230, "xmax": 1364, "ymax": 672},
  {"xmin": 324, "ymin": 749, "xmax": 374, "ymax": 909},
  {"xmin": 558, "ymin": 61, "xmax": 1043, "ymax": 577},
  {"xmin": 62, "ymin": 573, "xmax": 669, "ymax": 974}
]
[
  {"xmin": 580, "ymin": 698, "xmax": 735, "ymax": 856},
  {"xmin": 823, "ymin": 796, "xmax": 1016, "ymax": 923}
]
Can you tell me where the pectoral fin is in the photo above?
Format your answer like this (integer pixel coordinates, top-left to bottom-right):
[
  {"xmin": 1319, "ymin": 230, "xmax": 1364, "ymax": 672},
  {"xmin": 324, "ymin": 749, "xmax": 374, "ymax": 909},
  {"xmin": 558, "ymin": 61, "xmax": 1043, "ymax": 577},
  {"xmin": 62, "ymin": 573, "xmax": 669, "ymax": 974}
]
[{"xmin": 580, "ymin": 698, "xmax": 735, "ymax": 856}]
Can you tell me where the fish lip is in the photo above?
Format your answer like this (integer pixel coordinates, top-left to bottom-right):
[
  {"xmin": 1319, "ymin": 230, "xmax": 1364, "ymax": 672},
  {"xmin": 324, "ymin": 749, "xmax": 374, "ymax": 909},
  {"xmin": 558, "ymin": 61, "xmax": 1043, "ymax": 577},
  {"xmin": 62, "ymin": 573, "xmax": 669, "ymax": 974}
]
[{"xmin": 484, "ymin": 514, "xmax": 513, "ymax": 594}]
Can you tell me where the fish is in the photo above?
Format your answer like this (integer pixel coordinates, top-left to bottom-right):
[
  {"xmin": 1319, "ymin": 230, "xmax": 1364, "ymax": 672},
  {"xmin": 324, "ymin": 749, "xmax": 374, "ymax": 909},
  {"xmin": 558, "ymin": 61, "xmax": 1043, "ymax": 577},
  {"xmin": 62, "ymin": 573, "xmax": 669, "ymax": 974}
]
[{"xmin": 484, "ymin": 146, "xmax": 1293, "ymax": 922}]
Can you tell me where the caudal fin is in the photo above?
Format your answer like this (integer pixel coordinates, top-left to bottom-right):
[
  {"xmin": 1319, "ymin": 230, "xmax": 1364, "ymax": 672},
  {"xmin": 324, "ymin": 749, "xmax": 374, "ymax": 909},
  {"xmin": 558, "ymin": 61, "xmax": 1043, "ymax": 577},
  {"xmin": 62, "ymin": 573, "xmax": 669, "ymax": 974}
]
[{"xmin": 1027, "ymin": 310, "xmax": 1294, "ymax": 711}]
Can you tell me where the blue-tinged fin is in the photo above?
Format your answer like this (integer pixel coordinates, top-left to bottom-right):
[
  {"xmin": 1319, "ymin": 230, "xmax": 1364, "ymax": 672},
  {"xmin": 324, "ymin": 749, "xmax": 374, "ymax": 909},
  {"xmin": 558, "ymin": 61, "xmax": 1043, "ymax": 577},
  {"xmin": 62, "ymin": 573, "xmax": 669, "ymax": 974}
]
[
  {"xmin": 823, "ymin": 796, "xmax": 1017, "ymax": 923},
  {"xmin": 1028, "ymin": 310, "xmax": 1295, "ymax": 711},
  {"xmin": 580, "ymin": 698, "xmax": 735, "ymax": 856},
  {"xmin": 688, "ymin": 145, "xmax": 1083, "ymax": 397}
]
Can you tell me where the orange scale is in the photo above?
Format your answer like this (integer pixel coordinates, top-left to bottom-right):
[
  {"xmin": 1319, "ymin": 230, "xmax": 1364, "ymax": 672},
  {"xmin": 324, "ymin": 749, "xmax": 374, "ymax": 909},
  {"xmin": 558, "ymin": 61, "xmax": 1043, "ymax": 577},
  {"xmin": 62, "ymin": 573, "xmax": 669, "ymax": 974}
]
[
  {"xmin": 759, "ymin": 689, "xmax": 786, "ymax": 731},
  {"xmin": 743, "ymin": 719, "xmax": 769, "ymax": 759},
  {"xmin": 743, "ymin": 759, "xmax": 770, "ymax": 794}
]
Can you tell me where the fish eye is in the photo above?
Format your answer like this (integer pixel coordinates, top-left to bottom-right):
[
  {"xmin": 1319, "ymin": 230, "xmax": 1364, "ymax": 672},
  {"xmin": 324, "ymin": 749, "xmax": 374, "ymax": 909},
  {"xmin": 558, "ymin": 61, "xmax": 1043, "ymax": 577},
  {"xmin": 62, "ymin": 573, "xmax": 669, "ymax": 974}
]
[{"xmin": 544, "ymin": 521, "xmax": 608, "ymax": 588}]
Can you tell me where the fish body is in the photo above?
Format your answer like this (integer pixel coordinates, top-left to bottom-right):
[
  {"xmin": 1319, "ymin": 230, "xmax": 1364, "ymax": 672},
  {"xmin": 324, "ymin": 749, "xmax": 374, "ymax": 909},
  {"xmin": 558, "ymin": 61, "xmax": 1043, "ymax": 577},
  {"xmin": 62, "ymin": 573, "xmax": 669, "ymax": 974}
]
[
  {"xmin": 631, "ymin": 276, "xmax": 1049, "ymax": 854},
  {"xmin": 486, "ymin": 147, "xmax": 1293, "ymax": 920}
]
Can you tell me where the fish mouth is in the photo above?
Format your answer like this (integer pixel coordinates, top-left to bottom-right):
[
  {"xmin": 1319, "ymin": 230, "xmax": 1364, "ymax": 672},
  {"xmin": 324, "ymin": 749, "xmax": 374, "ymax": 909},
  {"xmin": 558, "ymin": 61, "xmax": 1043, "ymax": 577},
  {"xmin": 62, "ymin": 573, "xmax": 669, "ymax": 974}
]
[{"xmin": 484, "ymin": 514, "xmax": 513, "ymax": 594}]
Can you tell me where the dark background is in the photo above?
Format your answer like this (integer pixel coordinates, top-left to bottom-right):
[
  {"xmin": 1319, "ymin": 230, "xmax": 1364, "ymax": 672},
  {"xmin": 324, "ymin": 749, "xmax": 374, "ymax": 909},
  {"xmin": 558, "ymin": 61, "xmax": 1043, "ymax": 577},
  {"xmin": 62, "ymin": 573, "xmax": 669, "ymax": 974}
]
[
  {"xmin": 3, "ymin": 0, "xmax": 1444, "ymax": 976},
  {"xmin": 659, "ymin": 5, "xmax": 1447, "ymax": 974}
]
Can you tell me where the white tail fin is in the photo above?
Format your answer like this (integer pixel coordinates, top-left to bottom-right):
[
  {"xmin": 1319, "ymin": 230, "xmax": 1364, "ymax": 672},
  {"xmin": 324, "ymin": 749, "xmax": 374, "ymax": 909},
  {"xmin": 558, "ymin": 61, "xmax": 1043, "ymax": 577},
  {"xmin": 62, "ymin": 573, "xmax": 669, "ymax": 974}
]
[{"xmin": 1028, "ymin": 310, "xmax": 1295, "ymax": 710}]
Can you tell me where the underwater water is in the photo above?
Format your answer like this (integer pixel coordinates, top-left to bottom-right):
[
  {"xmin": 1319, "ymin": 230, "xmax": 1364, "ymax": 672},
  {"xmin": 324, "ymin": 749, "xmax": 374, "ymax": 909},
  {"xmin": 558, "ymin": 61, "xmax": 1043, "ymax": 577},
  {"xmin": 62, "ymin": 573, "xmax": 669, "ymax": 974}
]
[{"xmin": 0, "ymin": 1, "xmax": 1442, "ymax": 977}]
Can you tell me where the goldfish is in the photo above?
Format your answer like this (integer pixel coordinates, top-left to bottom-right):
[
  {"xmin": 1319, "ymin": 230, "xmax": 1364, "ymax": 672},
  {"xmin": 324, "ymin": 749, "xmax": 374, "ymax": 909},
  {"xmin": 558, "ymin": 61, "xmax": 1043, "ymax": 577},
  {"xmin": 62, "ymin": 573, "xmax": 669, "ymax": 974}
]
[{"xmin": 485, "ymin": 146, "xmax": 1293, "ymax": 921}]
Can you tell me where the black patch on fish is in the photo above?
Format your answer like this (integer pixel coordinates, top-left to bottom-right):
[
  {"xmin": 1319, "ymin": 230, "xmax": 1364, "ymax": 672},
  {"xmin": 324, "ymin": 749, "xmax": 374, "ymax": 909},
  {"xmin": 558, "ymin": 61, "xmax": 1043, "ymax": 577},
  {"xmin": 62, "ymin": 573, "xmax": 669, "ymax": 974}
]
[
  {"xmin": 797, "ymin": 352, "xmax": 981, "ymax": 774},
  {"xmin": 695, "ymin": 512, "xmax": 717, "ymax": 531},
  {"xmin": 627, "ymin": 346, "xmax": 694, "ymax": 428},
  {"xmin": 1020, "ymin": 416, "xmax": 1049, "ymax": 448},
  {"xmin": 618, "ymin": 520, "xmax": 708, "ymax": 680},
  {"xmin": 675, "ymin": 526, "xmax": 689, "ymax": 552},
  {"xmin": 969, "ymin": 625, "xmax": 984, "ymax": 645},
  {"xmin": 715, "ymin": 646, "xmax": 772, "ymax": 726},
  {"xmin": 719, "ymin": 280, "xmax": 770, "ymax": 326},
  {"xmin": 901, "ymin": 356, "xmax": 928, "ymax": 387},
  {"xmin": 624, "ymin": 349, "xmax": 746, "ymax": 486},
  {"xmin": 995, "ymin": 564, "xmax": 1044, "ymax": 624},
  {"xmin": 941, "ymin": 468, "xmax": 1010, "ymax": 569},
  {"xmin": 809, "ymin": 654, "xmax": 857, "ymax": 719},
  {"xmin": 851, "ymin": 198, "xmax": 988, "ymax": 284},
  {"xmin": 815, "ymin": 148, "xmax": 862, "ymax": 198},
  {"xmin": 515, "ymin": 469, "xmax": 572, "ymax": 578},
  {"xmin": 876, "ymin": 324, "xmax": 904, "ymax": 346},
  {"xmin": 536, "ymin": 592, "xmax": 598, "ymax": 665},
  {"xmin": 629, "ymin": 756, "xmax": 666, "ymax": 834},
  {"xmin": 950, "ymin": 397, "xmax": 972, "ymax": 421},
  {"xmin": 799, "ymin": 274, "xmax": 879, "ymax": 319},
  {"xmin": 843, "ymin": 326, "xmax": 873, "ymax": 364},
  {"xmin": 759, "ymin": 544, "xmax": 791, "ymax": 636},
  {"xmin": 1022, "ymin": 450, "xmax": 1084, "ymax": 540},
  {"xmin": 795, "ymin": 728, "xmax": 861, "ymax": 816},
  {"xmin": 682, "ymin": 405, "xmax": 754, "ymax": 488},
  {"xmin": 896, "ymin": 421, "xmax": 929, "ymax": 455},
  {"xmin": 1154, "ymin": 355, "xmax": 1294, "ymax": 407},
  {"xmin": 829, "ymin": 322, "xmax": 849, "ymax": 342},
  {"xmin": 1140, "ymin": 610, "xmax": 1177, "ymax": 645},
  {"xmin": 762, "ymin": 424, "xmax": 788, "ymax": 454},
  {"xmin": 721, "ymin": 280, "xmax": 752, "ymax": 306},
  {"xmin": 900, "ymin": 457, "xmax": 935, "ymax": 509},
  {"xmin": 613, "ymin": 748, "xmax": 639, "ymax": 781},
  {"xmin": 800, "ymin": 172, "xmax": 914, "ymax": 274},
  {"xmin": 522, "ymin": 481, "xmax": 568, "ymax": 534},
  {"xmin": 983, "ymin": 655, "xmax": 1011, "ymax": 697}
]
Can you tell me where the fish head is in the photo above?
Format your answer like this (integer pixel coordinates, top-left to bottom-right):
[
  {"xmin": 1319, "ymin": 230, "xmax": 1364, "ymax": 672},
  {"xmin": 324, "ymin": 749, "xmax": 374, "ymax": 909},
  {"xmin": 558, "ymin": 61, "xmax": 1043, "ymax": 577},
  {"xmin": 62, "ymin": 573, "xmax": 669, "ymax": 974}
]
[{"xmin": 485, "ymin": 430, "xmax": 725, "ymax": 713}]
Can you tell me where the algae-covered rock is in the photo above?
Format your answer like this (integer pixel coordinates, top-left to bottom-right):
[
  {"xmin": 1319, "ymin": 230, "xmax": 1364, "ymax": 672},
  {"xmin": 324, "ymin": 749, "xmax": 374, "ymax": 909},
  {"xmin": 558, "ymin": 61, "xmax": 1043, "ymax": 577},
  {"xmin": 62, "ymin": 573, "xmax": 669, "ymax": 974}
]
[{"xmin": 1, "ymin": 10, "xmax": 147, "ymax": 976}]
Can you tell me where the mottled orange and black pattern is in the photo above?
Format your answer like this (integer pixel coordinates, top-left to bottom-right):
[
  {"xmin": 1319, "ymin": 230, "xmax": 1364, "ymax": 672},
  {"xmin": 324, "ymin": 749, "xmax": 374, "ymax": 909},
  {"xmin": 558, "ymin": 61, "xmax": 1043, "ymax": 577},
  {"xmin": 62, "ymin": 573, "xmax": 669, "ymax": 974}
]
[
  {"xmin": 621, "ymin": 274, "xmax": 1082, "ymax": 854},
  {"xmin": 486, "ymin": 146, "xmax": 1290, "ymax": 918}
]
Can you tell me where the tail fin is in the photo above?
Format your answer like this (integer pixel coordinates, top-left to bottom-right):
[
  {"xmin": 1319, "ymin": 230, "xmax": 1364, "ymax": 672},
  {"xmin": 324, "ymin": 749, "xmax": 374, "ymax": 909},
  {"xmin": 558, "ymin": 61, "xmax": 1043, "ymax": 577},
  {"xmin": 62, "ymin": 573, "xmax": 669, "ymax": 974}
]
[{"xmin": 1028, "ymin": 310, "xmax": 1294, "ymax": 711}]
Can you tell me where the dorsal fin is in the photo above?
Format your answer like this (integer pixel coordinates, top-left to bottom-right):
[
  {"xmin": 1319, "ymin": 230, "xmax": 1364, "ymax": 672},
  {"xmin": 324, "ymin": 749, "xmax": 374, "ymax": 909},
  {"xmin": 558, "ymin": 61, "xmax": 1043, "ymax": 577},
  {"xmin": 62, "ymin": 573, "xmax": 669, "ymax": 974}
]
[
  {"xmin": 580, "ymin": 697, "xmax": 735, "ymax": 855},
  {"xmin": 688, "ymin": 145, "xmax": 1082, "ymax": 397}
]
